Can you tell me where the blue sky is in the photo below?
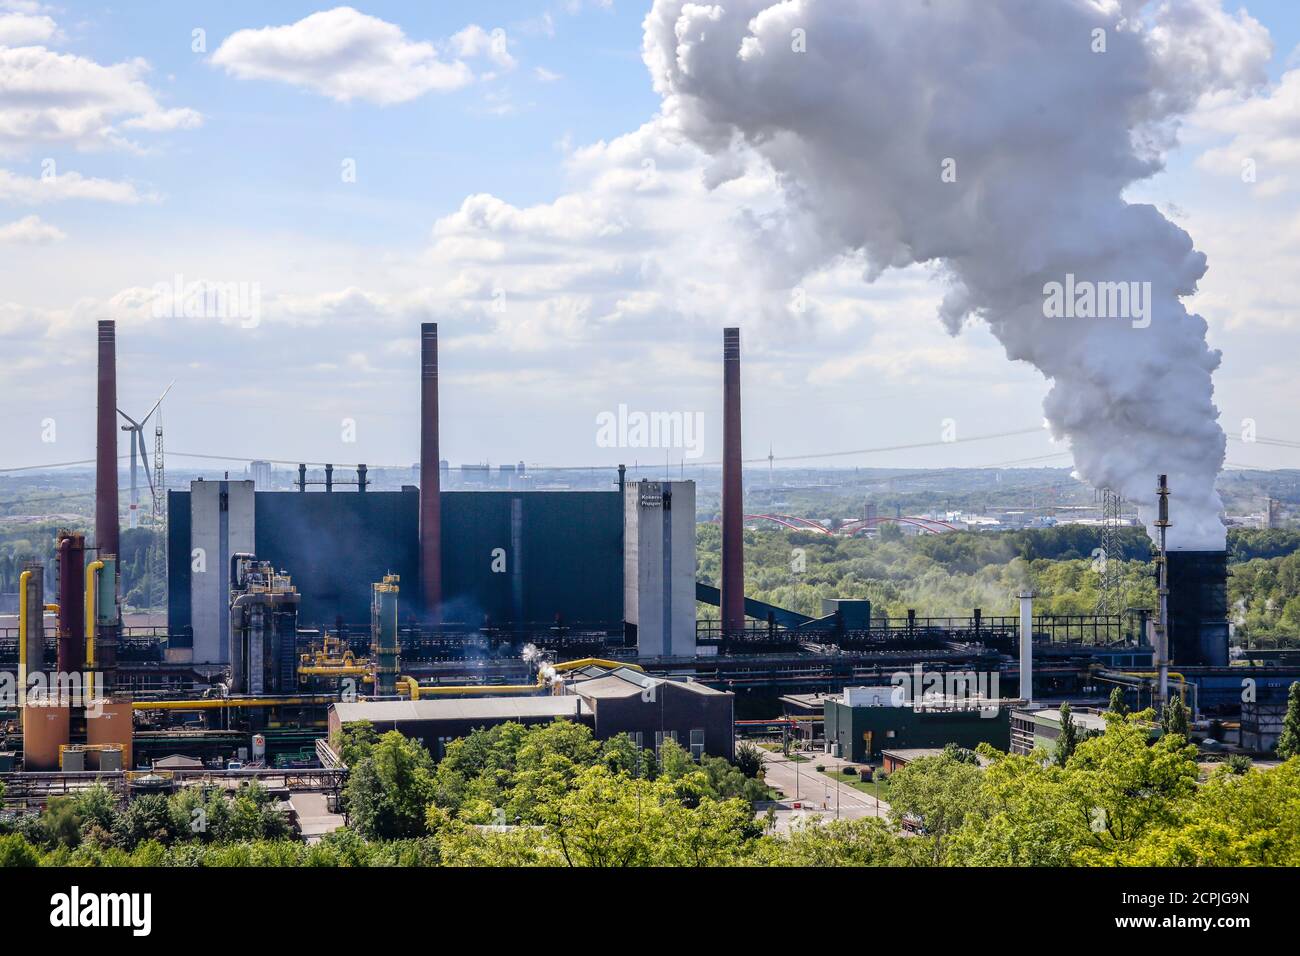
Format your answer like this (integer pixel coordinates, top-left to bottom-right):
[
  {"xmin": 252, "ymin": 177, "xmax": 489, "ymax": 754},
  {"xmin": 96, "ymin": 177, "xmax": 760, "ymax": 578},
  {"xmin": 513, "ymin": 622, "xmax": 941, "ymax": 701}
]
[{"xmin": 2, "ymin": 1, "xmax": 1299, "ymax": 482}]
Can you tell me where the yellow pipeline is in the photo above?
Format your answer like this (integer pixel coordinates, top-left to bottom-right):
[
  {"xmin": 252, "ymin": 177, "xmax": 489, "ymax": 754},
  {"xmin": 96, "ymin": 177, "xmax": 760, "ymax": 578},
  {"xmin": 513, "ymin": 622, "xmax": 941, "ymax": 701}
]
[
  {"xmin": 551, "ymin": 658, "xmax": 643, "ymax": 675},
  {"xmin": 132, "ymin": 695, "xmax": 336, "ymax": 710},
  {"xmin": 85, "ymin": 560, "xmax": 103, "ymax": 700},
  {"xmin": 417, "ymin": 684, "xmax": 543, "ymax": 697},
  {"xmin": 298, "ymin": 665, "xmax": 370, "ymax": 676},
  {"xmin": 18, "ymin": 570, "xmax": 30, "ymax": 706},
  {"xmin": 1114, "ymin": 670, "xmax": 1190, "ymax": 703}
]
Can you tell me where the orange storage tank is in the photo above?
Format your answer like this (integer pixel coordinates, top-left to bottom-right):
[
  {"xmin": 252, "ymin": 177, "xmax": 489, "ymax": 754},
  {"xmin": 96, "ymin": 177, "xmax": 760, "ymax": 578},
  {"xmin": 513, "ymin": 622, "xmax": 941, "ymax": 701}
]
[
  {"xmin": 86, "ymin": 701, "xmax": 134, "ymax": 770},
  {"xmin": 22, "ymin": 703, "xmax": 70, "ymax": 771}
]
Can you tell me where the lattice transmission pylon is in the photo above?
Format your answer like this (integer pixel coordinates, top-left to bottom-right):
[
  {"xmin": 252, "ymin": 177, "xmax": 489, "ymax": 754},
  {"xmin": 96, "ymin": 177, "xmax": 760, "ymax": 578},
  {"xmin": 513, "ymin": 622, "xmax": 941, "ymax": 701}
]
[{"xmin": 1098, "ymin": 487, "xmax": 1125, "ymax": 616}]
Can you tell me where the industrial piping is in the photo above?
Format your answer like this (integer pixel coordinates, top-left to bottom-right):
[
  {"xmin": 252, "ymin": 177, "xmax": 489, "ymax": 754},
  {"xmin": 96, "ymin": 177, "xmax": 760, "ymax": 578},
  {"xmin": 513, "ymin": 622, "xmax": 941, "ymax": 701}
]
[
  {"xmin": 85, "ymin": 560, "xmax": 104, "ymax": 700},
  {"xmin": 18, "ymin": 569, "xmax": 30, "ymax": 704},
  {"xmin": 420, "ymin": 322, "xmax": 442, "ymax": 624},
  {"xmin": 397, "ymin": 658, "xmax": 644, "ymax": 700},
  {"xmin": 56, "ymin": 532, "xmax": 86, "ymax": 675},
  {"xmin": 721, "ymin": 327, "xmax": 745, "ymax": 636}
]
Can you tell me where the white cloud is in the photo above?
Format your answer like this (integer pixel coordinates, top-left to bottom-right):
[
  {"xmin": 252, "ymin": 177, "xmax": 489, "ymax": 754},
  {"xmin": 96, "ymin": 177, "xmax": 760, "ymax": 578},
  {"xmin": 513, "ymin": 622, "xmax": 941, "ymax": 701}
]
[
  {"xmin": 450, "ymin": 24, "xmax": 516, "ymax": 71},
  {"xmin": 0, "ymin": 167, "xmax": 150, "ymax": 203},
  {"xmin": 0, "ymin": 11, "xmax": 55, "ymax": 45},
  {"xmin": 0, "ymin": 45, "xmax": 201, "ymax": 153},
  {"xmin": 0, "ymin": 213, "xmax": 63, "ymax": 243},
  {"xmin": 211, "ymin": 6, "xmax": 474, "ymax": 105},
  {"xmin": 1194, "ymin": 66, "xmax": 1300, "ymax": 195},
  {"xmin": 534, "ymin": 66, "xmax": 562, "ymax": 83}
]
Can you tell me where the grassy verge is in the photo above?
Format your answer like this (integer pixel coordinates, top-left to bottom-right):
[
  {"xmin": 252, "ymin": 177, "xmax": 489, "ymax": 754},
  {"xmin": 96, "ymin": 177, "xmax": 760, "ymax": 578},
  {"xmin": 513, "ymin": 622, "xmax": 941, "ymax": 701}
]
[{"xmin": 820, "ymin": 767, "xmax": 890, "ymax": 799}]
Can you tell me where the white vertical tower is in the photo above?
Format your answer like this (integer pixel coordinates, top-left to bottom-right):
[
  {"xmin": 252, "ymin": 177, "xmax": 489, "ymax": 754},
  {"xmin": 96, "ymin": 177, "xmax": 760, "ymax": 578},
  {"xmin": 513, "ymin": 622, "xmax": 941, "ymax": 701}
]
[
  {"xmin": 624, "ymin": 480, "xmax": 696, "ymax": 657},
  {"xmin": 1018, "ymin": 590, "xmax": 1034, "ymax": 704}
]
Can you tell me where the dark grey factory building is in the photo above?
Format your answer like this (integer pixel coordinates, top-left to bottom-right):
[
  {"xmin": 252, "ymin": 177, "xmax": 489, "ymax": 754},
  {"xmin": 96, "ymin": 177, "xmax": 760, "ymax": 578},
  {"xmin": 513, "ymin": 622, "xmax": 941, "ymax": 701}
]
[{"xmin": 168, "ymin": 482, "xmax": 624, "ymax": 660}]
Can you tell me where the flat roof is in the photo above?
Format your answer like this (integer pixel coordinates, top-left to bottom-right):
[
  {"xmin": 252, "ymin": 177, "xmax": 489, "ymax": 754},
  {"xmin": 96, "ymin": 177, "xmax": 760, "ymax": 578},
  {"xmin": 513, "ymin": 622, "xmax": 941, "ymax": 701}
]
[
  {"xmin": 881, "ymin": 747, "xmax": 992, "ymax": 768},
  {"xmin": 1023, "ymin": 708, "xmax": 1110, "ymax": 733},
  {"xmin": 332, "ymin": 696, "xmax": 591, "ymax": 724},
  {"xmin": 573, "ymin": 671, "xmax": 727, "ymax": 700}
]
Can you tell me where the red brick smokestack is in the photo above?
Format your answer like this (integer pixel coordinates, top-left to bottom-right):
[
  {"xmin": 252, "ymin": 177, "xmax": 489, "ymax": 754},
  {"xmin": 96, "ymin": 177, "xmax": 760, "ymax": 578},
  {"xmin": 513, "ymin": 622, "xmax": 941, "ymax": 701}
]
[
  {"xmin": 96, "ymin": 320, "xmax": 119, "ymax": 562},
  {"xmin": 721, "ymin": 327, "xmax": 745, "ymax": 634},
  {"xmin": 420, "ymin": 323, "xmax": 442, "ymax": 624}
]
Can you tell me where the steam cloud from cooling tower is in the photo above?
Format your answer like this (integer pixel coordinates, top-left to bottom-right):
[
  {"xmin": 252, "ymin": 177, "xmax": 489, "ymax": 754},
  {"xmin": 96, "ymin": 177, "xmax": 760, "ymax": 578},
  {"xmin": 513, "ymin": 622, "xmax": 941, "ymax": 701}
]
[{"xmin": 644, "ymin": 0, "xmax": 1272, "ymax": 549}]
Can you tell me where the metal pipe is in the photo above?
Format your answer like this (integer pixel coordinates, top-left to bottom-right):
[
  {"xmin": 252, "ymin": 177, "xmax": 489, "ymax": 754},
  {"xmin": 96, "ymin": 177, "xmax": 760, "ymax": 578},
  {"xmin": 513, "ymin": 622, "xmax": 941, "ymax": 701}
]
[
  {"xmin": 131, "ymin": 696, "xmax": 336, "ymax": 710},
  {"xmin": 18, "ymin": 569, "xmax": 30, "ymax": 705},
  {"xmin": 420, "ymin": 322, "xmax": 442, "ymax": 623},
  {"xmin": 230, "ymin": 552, "xmax": 256, "ymax": 591},
  {"xmin": 551, "ymin": 657, "xmax": 643, "ymax": 675},
  {"xmin": 85, "ymin": 559, "xmax": 104, "ymax": 701},
  {"xmin": 395, "ymin": 658, "xmax": 642, "ymax": 700},
  {"xmin": 96, "ymin": 320, "xmax": 119, "ymax": 562},
  {"xmin": 721, "ymin": 327, "xmax": 745, "ymax": 636},
  {"xmin": 1018, "ymin": 590, "xmax": 1034, "ymax": 704}
]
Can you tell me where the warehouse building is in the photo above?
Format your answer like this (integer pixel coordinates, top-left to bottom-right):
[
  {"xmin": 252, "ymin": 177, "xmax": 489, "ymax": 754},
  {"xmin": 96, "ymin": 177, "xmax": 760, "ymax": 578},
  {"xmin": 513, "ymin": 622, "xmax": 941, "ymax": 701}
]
[
  {"xmin": 328, "ymin": 667, "xmax": 734, "ymax": 761},
  {"xmin": 1009, "ymin": 706, "xmax": 1114, "ymax": 756},
  {"xmin": 824, "ymin": 685, "xmax": 1012, "ymax": 762},
  {"xmin": 329, "ymin": 697, "xmax": 594, "ymax": 759}
]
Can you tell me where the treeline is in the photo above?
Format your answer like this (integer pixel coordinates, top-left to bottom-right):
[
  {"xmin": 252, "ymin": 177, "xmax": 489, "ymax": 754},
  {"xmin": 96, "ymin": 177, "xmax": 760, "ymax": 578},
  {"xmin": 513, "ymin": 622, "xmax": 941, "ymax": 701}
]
[
  {"xmin": 697, "ymin": 523, "xmax": 1157, "ymax": 620},
  {"xmin": 4, "ymin": 712, "xmax": 1299, "ymax": 867},
  {"xmin": 0, "ymin": 780, "xmax": 291, "ymax": 866},
  {"xmin": 698, "ymin": 525, "xmax": 1300, "ymax": 640},
  {"xmin": 0, "ymin": 524, "xmax": 164, "ymax": 610}
]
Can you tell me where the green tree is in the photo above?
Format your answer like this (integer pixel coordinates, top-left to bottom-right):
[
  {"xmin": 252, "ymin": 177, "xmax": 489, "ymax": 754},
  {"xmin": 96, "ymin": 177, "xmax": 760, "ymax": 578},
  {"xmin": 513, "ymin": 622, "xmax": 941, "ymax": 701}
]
[
  {"xmin": 335, "ymin": 719, "xmax": 379, "ymax": 766},
  {"xmin": 344, "ymin": 731, "xmax": 437, "ymax": 840},
  {"xmin": 734, "ymin": 740, "xmax": 764, "ymax": 779},
  {"xmin": 541, "ymin": 765, "xmax": 751, "ymax": 867},
  {"xmin": 1277, "ymin": 682, "xmax": 1300, "ymax": 760},
  {"xmin": 1161, "ymin": 697, "xmax": 1190, "ymax": 740},
  {"xmin": 756, "ymin": 816, "xmax": 925, "ymax": 866},
  {"xmin": 1107, "ymin": 686, "xmax": 1128, "ymax": 716},
  {"xmin": 1055, "ymin": 702, "xmax": 1079, "ymax": 767},
  {"xmin": 0, "ymin": 833, "xmax": 40, "ymax": 867},
  {"xmin": 1126, "ymin": 758, "xmax": 1300, "ymax": 866},
  {"xmin": 885, "ymin": 750, "xmax": 986, "ymax": 863},
  {"xmin": 112, "ymin": 793, "xmax": 178, "ymax": 850}
]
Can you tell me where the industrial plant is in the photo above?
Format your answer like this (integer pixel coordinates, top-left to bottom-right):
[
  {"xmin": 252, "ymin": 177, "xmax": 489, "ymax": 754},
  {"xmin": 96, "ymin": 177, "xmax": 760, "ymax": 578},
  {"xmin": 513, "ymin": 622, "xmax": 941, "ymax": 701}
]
[{"xmin": 0, "ymin": 317, "xmax": 1296, "ymax": 825}]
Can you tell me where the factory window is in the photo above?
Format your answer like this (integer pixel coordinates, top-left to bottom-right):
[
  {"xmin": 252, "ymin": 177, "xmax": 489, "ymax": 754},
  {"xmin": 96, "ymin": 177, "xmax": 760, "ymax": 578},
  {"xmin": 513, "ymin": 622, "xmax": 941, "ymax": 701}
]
[
  {"xmin": 436, "ymin": 736, "xmax": 454, "ymax": 760},
  {"xmin": 631, "ymin": 732, "xmax": 644, "ymax": 749},
  {"xmin": 654, "ymin": 730, "xmax": 677, "ymax": 753},
  {"xmin": 690, "ymin": 729, "xmax": 705, "ymax": 760}
]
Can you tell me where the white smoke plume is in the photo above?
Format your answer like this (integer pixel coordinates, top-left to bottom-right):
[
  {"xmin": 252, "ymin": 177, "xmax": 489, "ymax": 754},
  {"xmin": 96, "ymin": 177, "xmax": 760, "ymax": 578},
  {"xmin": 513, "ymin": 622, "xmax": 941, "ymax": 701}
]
[{"xmin": 644, "ymin": 0, "xmax": 1271, "ymax": 549}]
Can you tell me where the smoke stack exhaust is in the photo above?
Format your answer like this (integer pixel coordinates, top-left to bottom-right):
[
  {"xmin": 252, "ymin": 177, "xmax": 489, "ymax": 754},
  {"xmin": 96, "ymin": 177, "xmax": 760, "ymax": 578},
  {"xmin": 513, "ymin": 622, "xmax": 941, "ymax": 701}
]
[
  {"xmin": 95, "ymin": 320, "xmax": 119, "ymax": 562},
  {"xmin": 420, "ymin": 323, "xmax": 442, "ymax": 624},
  {"xmin": 721, "ymin": 327, "xmax": 745, "ymax": 635}
]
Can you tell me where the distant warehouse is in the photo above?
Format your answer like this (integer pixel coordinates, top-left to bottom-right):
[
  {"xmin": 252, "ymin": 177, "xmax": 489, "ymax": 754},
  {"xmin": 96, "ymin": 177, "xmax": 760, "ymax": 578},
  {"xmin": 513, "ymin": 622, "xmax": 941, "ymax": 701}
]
[{"xmin": 329, "ymin": 667, "xmax": 734, "ymax": 760}]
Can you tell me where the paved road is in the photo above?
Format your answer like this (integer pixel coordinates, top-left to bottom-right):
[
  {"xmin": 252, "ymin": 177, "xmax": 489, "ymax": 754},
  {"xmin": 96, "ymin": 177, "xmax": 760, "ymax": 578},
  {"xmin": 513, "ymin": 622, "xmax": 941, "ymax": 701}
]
[
  {"xmin": 288, "ymin": 791, "xmax": 345, "ymax": 842},
  {"xmin": 757, "ymin": 749, "xmax": 890, "ymax": 833}
]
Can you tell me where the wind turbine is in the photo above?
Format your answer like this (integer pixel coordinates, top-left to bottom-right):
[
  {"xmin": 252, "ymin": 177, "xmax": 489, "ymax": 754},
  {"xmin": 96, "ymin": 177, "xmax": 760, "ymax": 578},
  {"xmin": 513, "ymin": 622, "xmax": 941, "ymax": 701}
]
[{"xmin": 118, "ymin": 381, "xmax": 173, "ymax": 530}]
